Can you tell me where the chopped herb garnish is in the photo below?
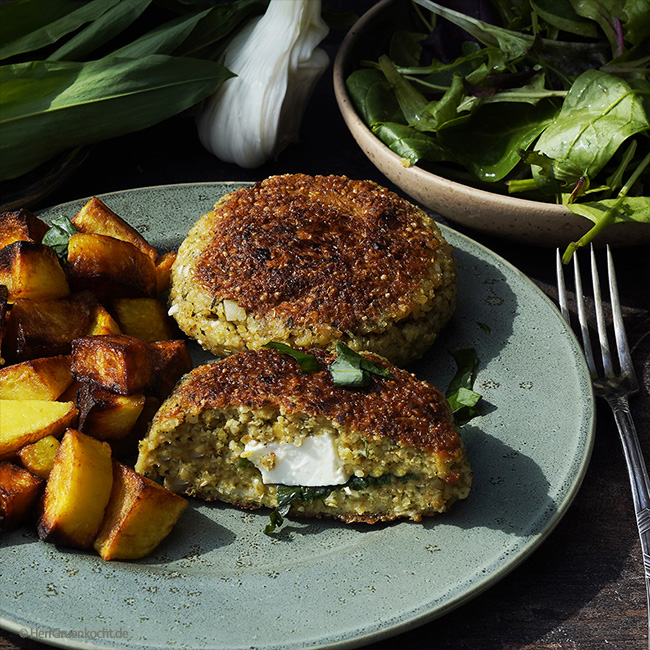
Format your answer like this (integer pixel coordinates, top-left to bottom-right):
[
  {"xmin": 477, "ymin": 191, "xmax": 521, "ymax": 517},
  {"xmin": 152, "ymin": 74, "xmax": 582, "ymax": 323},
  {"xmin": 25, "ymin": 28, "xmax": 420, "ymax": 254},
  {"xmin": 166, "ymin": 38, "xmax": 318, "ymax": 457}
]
[
  {"xmin": 263, "ymin": 342, "xmax": 319, "ymax": 372},
  {"xmin": 264, "ymin": 474, "xmax": 415, "ymax": 534},
  {"xmin": 477, "ymin": 321, "xmax": 491, "ymax": 334},
  {"xmin": 42, "ymin": 215, "xmax": 79, "ymax": 263},
  {"xmin": 446, "ymin": 348, "xmax": 482, "ymax": 426},
  {"xmin": 329, "ymin": 342, "xmax": 391, "ymax": 387}
]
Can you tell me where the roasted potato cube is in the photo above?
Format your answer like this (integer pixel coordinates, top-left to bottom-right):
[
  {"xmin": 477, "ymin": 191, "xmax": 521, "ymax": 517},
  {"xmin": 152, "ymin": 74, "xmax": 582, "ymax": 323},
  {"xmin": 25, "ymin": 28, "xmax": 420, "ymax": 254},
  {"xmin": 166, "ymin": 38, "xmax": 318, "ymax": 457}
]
[
  {"xmin": 0, "ymin": 285, "xmax": 7, "ymax": 365},
  {"xmin": 0, "ymin": 461, "xmax": 44, "ymax": 529},
  {"xmin": 0, "ymin": 355, "xmax": 72, "ymax": 400},
  {"xmin": 58, "ymin": 379, "xmax": 82, "ymax": 403},
  {"xmin": 87, "ymin": 302, "xmax": 121, "ymax": 336},
  {"xmin": 0, "ymin": 399, "xmax": 77, "ymax": 460},
  {"xmin": 113, "ymin": 298, "xmax": 178, "ymax": 342},
  {"xmin": 77, "ymin": 382, "xmax": 146, "ymax": 440},
  {"xmin": 38, "ymin": 429, "xmax": 113, "ymax": 549},
  {"xmin": 0, "ymin": 209, "xmax": 48, "ymax": 251},
  {"xmin": 93, "ymin": 461, "xmax": 187, "ymax": 560},
  {"xmin": 0, "ymin": 241, "xmax": 69, "ymax": 301},
  {"xmin": 2, "ymin": 293, "xmax": 93, "ymax": 362},
  {"xmin": 148, "ymin": 340, "xmax": 192, "ymax": 400},
  {"xmin": 72, "ymin": 197, "xmax": 158, "ymax": 261},
  {"xmin": 67, "ymin": 233, "xmax": 156, "ymax": 299},
  {"xmin": 17, "ymin": 435, "xmax": 60, "ymax": 479},
  {"xmin": 155, "ymin": 251, "xmax": 176, "ymax": 298},
  {"xmin": 71, "ymin": 335, "xmax": 153, "ymax": 395},
  {"xmin": 109, "ymin": 395, "xmax": 160, "ymax": 459}
]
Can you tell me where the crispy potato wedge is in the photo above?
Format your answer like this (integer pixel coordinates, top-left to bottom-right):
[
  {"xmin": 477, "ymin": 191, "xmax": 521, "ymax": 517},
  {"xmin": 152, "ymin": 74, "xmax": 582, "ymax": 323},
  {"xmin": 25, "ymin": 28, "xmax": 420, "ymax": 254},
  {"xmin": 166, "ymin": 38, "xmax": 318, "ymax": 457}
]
[
  {"xmin": 87, "ymin": 302, "xmax": 121, "ymax": 336},
  {"xmin": 17, "ymin": 435, "xmax": 60, "ymax": 479},
  {"xmin": 155, "ymin": 251, "xmax": 176, "ymax": 298},
  {"xmin": 113, "ymin": 297, "xmax": 178, "ymax": 342},
  {"xmin": 77, "ymin": 382, "xmax": 146, "ymax": 440},
  {"xmin": 2, "ymin": 293, "xmax": 93, "ymax": 362},
  {"xmin": 71, "ymin": 335, "xmax": 153, "ymax": 395},
  {"xmin": 0, "ymin": 355, "xmax": 72, "ymax": 400},
  {"xmin": 0, "ymin": 461, "xmax": 44, "ymax": 529},
  {"xmin": 148, "ymin": 340, "xmax": 192, "ymax": 400},
  {"xmin": 94, "ymin": 461, "xmax": 187, "ymax": 560},
  {"xmin": 0, "ymin": 241, "xmax": 69, "ymax": 302},
  {"xmin": 0, "ymin": 399, "xmax": 77, "ymax": 460},
  {"xmin": 0, "ymin": 209, "xmax": 48, "ymax": 251},
  {"xmin": 72, "ymin": 197, "xmax": 158, "ymax": 261},
  {"xmin": 38, "ymin": 429, "xmax": 113, "ymax": 549},
  {"xmin": 67, "ymin": 233, "xmax": 156, "ymax": 299}
]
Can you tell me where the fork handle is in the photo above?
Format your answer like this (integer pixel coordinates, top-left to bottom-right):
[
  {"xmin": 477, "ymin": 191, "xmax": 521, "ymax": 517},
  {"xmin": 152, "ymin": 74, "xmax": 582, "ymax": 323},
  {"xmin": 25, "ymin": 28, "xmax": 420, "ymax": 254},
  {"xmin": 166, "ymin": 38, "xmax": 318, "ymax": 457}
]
[{"xmin": 607, "ymin": 395, "xmax": 650, "ymax": 636}]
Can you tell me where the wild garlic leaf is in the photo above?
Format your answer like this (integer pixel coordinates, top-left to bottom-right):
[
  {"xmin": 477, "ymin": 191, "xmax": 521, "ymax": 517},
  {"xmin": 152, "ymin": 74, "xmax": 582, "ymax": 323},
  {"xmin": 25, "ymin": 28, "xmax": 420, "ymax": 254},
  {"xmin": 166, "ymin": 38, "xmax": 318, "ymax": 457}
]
[
  {"xmin": 42, "ymin": 215, "xmax": 79, "ymax": 262},
  {"xmin": 446, "ymin": 348, "xmax": 482, "ymax": 426},
  {"xmin": 47, "ymin": 0, "xmax": 152, "ymax": 62},
  {"xmin": 329, "ymin": 343, "xmax": 391, "ymax": 388},
  {"xmin": 263, "ymin": 342, "xmax": 319, "ymax": 372},
  {"xmin": 0, "ymin": 54, "xmax": 233, "ymax": 182},
  {"xmin": 0, "ymin": 0, "xmax": 120, "ymax": 62}
]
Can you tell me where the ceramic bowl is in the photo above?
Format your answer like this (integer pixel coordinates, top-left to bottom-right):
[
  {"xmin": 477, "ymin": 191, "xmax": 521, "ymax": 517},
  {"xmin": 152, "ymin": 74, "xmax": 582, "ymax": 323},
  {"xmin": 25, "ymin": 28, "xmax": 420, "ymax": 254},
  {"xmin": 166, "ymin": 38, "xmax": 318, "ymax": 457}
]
[{"xmin": 333, "ymin": 0, "xmax": 650, "ymax": 247}]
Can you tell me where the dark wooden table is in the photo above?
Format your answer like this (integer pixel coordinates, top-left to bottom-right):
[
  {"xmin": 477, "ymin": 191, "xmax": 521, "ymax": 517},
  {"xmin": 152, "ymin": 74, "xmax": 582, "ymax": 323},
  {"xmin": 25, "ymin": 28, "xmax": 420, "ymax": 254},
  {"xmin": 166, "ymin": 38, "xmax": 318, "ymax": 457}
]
[{"xmin": 2, "ymin": 2, "xmax": 649, "ymax": 648}]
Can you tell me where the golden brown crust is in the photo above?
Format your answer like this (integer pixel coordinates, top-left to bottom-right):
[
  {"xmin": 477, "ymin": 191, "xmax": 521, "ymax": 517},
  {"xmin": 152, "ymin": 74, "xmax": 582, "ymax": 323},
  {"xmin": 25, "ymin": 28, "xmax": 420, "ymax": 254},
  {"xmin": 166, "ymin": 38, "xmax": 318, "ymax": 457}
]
[
  {"xmin": 165, "ymin": 348, "xmax": 461, "ymax": 459},
  {"xmin": 192, "ymin": 174, "xmax": 442, "ymax": 331}
]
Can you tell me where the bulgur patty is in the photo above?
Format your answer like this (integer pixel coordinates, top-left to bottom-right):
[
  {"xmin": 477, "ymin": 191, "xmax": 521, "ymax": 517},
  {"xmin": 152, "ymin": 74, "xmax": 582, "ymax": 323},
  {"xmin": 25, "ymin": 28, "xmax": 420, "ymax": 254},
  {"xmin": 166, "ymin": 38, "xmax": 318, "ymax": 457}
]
[
  {"xmin": 135, "ymin": 348, "xmax": 472, "ymax": 525},
  {"xmin": 169, "ymin": 174, "xmax": 456, "ymax": 366}
]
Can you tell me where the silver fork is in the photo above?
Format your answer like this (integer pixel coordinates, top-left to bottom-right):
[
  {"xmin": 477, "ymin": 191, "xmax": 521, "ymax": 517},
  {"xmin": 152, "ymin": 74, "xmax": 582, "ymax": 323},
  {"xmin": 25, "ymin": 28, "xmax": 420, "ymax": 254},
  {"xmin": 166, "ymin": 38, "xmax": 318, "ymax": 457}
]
[{"xmin": 556, "ymin": 244, "xmax": 650, "ymax": 645}]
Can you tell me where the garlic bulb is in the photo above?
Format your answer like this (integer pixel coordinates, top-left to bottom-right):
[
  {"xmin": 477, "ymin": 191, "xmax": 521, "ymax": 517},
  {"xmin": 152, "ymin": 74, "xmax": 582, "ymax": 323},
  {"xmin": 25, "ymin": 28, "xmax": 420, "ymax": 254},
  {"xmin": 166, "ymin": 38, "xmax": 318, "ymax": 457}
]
[{"xmin": 196, "ymin": 0, "xmax": 329, "ymax": 168}]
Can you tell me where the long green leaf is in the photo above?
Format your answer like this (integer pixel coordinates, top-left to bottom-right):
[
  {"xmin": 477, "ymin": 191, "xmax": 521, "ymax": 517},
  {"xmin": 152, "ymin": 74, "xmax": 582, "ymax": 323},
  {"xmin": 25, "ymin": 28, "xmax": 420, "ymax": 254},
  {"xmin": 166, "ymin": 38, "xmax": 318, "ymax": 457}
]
[
  {"xmin": 0, "ymin": 0, "xmax": 121, "ymax": 61},
  {"xmin": 47, "ymin": 0, "xmax": 153, "ymax": 61},
  {"xmin": 0, "ymin": 0, "xmax": 84, "ymax": 49},
  {"xmin": 111, "ymin": 7, "xmax": 212, "ymax": 57},
  {"xmin": 173, "ymin": 0, "xmax": 267, "ymax": 58},
  {"xmin": 0, "ymin": 54, "xmax": 233, "ymax": 181}
]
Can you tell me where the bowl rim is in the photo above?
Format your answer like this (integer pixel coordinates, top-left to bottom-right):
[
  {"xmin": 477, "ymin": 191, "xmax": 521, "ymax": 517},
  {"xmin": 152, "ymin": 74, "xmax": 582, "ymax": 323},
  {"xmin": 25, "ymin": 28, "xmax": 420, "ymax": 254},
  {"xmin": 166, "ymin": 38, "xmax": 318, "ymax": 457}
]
[{"xmin": 332, "ymin": 0, "xmax": 571, "ymax": 217}]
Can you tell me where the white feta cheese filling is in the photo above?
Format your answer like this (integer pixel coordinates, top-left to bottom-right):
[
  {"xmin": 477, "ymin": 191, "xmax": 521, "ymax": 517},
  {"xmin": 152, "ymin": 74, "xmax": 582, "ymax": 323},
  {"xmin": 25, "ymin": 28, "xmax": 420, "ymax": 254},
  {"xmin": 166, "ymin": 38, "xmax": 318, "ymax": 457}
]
[{"xmin": 242, "ymin": 433, "xmax": 350, "ymax": 486}]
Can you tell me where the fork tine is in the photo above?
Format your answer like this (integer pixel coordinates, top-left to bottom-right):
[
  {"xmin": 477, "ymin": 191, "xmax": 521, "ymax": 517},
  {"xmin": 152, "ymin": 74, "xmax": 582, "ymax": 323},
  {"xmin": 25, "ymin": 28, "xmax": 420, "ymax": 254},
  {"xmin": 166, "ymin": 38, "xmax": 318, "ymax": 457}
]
[
  {"xmin": 607, "ymin": 245, "xmax": 637, "ymax": 386},
  {"xmin": 574, "ymin": 250, "xmax": 597, "ymax": 376},
  {"xmin": 590, "ymin": 245, "xmax": 615, "ymax": 378},
  {"xmin": 555, "ymin": 249, "xmax": 570, "ymax": 323}
]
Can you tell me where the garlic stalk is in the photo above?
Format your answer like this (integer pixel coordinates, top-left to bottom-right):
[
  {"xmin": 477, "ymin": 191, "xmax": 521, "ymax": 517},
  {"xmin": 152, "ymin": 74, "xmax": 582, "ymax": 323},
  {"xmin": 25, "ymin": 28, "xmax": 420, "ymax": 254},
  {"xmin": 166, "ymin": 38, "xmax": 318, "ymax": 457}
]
[{"xmin": 196, "ymin": 0, "xmax": 329, "ymax": 168}]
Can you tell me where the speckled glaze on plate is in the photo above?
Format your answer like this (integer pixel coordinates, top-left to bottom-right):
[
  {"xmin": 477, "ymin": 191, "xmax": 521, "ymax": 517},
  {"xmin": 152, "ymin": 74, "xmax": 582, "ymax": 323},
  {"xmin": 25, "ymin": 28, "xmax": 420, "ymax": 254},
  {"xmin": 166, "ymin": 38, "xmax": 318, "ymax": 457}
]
[{"xmin": 0, "ymin": 183, "xmax": 595, "ymax": 650}]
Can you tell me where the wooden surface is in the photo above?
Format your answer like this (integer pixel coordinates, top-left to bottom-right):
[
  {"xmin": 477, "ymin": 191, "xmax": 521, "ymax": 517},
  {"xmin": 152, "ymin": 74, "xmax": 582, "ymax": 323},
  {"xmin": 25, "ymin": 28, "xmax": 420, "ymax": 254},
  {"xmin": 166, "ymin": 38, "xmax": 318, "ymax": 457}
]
[{"xmin": 1, "ymin": 2, "xmax": 649, "ymax": 648}]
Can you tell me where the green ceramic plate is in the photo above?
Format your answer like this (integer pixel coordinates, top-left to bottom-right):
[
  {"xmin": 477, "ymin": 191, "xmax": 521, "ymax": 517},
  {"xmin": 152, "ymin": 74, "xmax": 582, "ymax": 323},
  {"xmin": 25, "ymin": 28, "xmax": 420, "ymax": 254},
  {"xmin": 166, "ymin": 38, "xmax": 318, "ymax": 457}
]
[{"xmin": 0, "ymin": 182, "xmax": 595, "ymax": 650}]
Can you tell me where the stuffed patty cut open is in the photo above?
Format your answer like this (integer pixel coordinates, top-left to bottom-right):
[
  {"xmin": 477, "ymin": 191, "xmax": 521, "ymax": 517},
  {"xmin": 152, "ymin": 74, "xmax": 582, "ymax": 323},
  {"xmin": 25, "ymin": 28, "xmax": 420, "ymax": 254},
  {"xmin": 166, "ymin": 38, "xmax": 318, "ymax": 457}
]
[{"xmin": 135, "ymin": 347, "xmax": 472, "ymax": 525}]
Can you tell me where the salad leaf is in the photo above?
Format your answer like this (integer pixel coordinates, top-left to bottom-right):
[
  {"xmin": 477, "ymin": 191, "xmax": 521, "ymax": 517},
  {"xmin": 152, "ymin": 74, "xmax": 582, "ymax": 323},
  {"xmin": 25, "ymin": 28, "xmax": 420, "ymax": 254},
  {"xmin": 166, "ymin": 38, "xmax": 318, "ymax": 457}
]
[
  {"xmin": 263, "ymin": 342, "xmax": 319, "ymax": 372},
  {"xmin": 530, "ymin": 69, "xmax": 649, "ymax": 193},
  {"xmin": 42, "ymin": 215, "xmax": 79, "ymax": 262},
  {"xmin": 347, "ymin": 0, "xmax": 650, "ymax": 250}
]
